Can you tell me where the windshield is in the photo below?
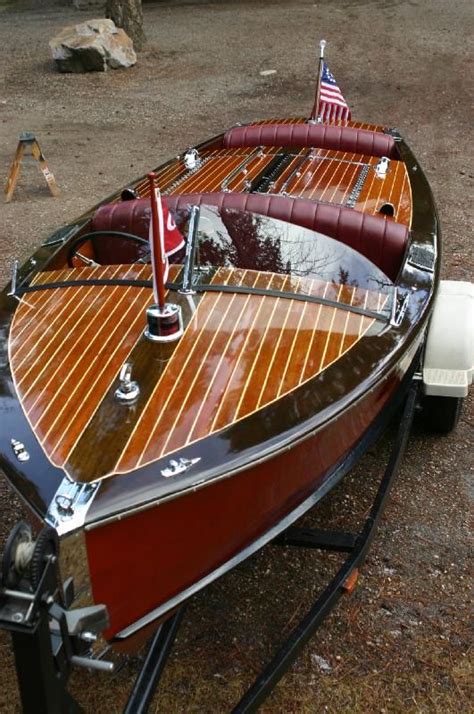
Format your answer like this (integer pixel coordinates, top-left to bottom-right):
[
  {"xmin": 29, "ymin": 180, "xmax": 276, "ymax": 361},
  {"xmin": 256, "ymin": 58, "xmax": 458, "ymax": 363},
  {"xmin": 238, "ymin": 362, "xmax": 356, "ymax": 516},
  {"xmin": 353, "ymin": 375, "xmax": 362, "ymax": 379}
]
[{"xmin": 174, "ymin": 205, "xmax": 394, "ymax": 320}]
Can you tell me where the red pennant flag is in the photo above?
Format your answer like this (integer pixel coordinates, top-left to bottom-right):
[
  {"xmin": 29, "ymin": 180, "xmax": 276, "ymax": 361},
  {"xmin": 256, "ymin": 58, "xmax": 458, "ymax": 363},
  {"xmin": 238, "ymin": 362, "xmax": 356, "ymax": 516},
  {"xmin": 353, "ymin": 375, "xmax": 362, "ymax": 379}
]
[{"xmin": 149, "ymin": 184, "xmax": 185, "ymax": 304}]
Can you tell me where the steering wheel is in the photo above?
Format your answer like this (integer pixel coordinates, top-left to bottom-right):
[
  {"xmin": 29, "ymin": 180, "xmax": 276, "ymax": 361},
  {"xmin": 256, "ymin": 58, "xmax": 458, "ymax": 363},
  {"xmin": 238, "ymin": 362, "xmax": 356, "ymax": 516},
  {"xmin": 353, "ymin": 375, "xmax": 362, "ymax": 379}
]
[{"xmin": 67, "ymin": 230, "xmax": 150, "ymax": 267}]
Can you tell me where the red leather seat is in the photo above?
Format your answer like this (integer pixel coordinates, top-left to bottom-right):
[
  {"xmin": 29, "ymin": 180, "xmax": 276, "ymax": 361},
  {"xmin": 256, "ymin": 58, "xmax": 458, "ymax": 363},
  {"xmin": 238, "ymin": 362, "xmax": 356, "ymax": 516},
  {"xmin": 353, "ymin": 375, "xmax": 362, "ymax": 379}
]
[
  {"xmin": 92, "ymin": 193, "xmax": 408, "ymax": 280},
  {"xmin": 222, "ymin": 123, "xmax": 398, "ymax": 159}
]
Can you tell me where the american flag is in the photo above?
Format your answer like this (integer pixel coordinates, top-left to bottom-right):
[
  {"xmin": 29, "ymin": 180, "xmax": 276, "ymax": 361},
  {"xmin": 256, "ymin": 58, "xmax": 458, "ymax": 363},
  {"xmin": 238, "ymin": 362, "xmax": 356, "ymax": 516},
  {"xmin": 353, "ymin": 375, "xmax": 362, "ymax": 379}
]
[{"xmin": 318, "ymin": 63, "xmax": 351, "ymax": 122}]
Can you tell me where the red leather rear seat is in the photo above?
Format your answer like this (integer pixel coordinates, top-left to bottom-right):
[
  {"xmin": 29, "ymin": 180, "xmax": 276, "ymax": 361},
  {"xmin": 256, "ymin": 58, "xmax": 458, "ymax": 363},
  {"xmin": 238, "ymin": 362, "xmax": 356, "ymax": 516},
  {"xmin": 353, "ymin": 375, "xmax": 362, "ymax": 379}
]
[
  {"xmin": 92, "ymin": 193, "xmax": 408, "ymax": 280},
  {"xmin": 223, "ymin": 123, "xmax": 398, "ymax": 159}
]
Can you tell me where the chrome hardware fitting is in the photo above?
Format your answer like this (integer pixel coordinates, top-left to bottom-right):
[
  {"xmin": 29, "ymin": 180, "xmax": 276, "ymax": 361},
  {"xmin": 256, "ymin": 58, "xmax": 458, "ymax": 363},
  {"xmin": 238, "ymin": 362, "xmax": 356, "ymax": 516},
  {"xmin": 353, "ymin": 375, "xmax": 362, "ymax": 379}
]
[
  {"xmin": 115, "ymin": 363, "xmax": 140, "ymax": 403},
  {"xmin": 384, "ymin": 127, "xmax": 402, "ymax": 141},
  {"xmin": 55, "ymin": 494, "xmax": 75, "ymax": 516},
  {"xmin": 183, "ymin": 148, "xmax": 200, "ymax": 171},
  {"xmin": 145, "ymin": 303, "xmax": 184, "ymax": 343},
  {"xmin": 180, "ymin": 205, "xmax": 200, "ymax": 294},
  {"xmin": 390, "ymin": 288, "xmax": 410, "ymax": 327},
  {"xmin": 375, "ymin": 156, "xmax": 390, "ymax": 179},
  {"xmin": 407, "ymin": 242, "xmax": 436, "ymax": 273},
  {"xmin": 161, "ymin": 457, "xmax": 201, "ymax": 478},
  {"xmin": 74, "ymin": 252, "xmax": 100, "ymax": 268},
  {"xmin": 221, "ymin": 146, "xmax": 264, "ymax": 192},
  {"xmin": 46, "ymin": 478, "xmax": 100, "ymax": 536},
  {"xmin": 279, "ymin": 149, "xmax": 312, "ymax": 195},
  {"xmin": 167, "ymin": 155, "xmax": 210, "ymax": 194},
  {"xmin": 11, "ymin": 438, "xmax": 30, "ymax": 462}
]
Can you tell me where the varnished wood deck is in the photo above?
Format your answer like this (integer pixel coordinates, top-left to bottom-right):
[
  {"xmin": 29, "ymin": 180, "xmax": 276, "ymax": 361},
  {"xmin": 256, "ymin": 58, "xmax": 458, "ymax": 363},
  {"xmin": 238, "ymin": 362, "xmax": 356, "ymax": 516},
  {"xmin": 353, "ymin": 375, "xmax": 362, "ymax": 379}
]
[
  {"xmin": 133, "ymin": 145, "xmax": 412, "ymax": 226},
  {"xmin": 9, "ymin": 264, "xmax": 385, "ymax": 482}
]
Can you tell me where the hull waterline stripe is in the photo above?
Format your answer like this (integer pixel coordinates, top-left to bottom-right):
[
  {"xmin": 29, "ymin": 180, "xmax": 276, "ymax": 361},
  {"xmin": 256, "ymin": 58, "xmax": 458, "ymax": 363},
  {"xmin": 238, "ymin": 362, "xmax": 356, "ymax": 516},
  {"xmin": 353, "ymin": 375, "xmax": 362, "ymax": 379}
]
[{"xmin": 112, "ymin": 375, "xmax": 419, "ymax": 641}]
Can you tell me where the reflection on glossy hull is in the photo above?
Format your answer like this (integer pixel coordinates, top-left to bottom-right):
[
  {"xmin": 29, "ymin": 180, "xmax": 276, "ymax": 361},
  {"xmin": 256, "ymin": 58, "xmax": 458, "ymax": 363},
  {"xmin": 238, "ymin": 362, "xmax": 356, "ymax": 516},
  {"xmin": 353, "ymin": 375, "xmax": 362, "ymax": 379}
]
[
  {"xmin": 0, "ymin": 117, "xmax": 440, "ymax": 647},
  {"xmin": 87, "ymin": 365, "xmax": 404, "ymax": 641}
]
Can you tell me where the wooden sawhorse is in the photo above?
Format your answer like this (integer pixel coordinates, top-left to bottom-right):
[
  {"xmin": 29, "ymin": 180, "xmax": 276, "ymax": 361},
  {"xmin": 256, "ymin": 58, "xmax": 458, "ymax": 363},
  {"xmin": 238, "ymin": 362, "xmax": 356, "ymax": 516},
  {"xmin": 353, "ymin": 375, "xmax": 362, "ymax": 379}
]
[{"xmin": 4, "ymin": 132, "xmax": 60, "ymax": 203}]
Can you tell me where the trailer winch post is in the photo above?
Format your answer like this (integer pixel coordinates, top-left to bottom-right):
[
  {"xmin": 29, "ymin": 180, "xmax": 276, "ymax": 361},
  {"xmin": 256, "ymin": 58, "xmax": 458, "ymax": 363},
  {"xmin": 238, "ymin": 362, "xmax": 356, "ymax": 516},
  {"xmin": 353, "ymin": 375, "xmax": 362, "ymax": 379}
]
[{"xmin": 0, "ymin": 527, "xmax": 111, "ymax": 714}]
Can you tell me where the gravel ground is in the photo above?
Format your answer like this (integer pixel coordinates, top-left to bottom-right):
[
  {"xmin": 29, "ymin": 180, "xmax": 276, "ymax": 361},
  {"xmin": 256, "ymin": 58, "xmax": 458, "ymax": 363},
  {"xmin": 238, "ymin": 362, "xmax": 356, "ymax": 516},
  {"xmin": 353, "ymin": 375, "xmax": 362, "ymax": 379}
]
[{"xmin": 0, "ymin": 0, "xmax": 472, "ymax": 712}]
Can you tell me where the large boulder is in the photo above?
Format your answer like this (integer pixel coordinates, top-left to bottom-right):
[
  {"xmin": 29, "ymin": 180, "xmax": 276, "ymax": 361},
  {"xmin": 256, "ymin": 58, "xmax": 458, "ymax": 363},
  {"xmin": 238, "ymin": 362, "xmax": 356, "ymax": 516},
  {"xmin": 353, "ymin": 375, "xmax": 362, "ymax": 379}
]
[{"xmin": 49, "ymin": 19, "xmax": 136, "ymax": 73}]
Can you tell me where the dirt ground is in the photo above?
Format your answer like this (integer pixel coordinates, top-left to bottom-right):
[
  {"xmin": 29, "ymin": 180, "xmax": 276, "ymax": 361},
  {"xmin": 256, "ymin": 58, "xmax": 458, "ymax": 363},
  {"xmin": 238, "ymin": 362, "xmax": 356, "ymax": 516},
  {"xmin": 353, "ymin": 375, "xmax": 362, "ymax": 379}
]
[{"xmin": 0, "ymin": 0, "xmax": 472, "ymax": 712}]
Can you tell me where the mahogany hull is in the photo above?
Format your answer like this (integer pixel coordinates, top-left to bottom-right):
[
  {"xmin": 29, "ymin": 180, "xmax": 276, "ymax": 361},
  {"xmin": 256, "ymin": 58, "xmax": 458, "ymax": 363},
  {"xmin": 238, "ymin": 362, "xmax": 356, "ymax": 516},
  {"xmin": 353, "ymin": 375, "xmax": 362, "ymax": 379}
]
[{"xmin": 86, "ymin": 360, "xmax": 409, "ymax": 643}]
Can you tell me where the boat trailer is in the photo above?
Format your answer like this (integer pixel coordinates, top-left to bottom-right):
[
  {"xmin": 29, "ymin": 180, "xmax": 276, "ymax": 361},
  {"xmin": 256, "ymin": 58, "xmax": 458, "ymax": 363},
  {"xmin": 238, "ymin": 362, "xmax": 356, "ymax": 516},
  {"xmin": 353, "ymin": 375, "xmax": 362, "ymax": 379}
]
[{"xmin": 0, "ymin": 382, "xmax": 418, "ymax": 713}]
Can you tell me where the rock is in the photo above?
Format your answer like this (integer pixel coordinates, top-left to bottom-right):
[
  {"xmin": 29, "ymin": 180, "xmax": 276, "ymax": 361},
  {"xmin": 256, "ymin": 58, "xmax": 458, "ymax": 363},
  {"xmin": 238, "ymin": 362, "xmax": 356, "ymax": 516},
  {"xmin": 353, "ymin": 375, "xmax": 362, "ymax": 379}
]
[
  {"xmin": 49, "ymin": 19, "xmax": 136, "ymax": 73},
  {"xmin": 311, "ymin": 654, "xmax": 332, "ymax": 674}
]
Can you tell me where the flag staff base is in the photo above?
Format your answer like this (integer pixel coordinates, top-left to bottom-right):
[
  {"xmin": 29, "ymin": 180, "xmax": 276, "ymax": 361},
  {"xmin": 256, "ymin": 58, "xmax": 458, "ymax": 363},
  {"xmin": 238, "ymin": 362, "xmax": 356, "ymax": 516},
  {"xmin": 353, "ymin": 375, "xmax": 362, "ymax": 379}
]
[{"xmin": 145, "ymin": 302, "xmax": 184, "ymax": 343}]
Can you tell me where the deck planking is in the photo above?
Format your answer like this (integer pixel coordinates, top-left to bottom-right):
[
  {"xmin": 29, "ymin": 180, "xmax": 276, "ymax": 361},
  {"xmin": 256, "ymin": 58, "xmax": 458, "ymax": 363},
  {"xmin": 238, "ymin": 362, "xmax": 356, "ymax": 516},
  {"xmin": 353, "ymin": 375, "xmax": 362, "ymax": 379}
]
[{"xmin": 9, "ymin": 264, "xmax": 386, "ymax": 481}]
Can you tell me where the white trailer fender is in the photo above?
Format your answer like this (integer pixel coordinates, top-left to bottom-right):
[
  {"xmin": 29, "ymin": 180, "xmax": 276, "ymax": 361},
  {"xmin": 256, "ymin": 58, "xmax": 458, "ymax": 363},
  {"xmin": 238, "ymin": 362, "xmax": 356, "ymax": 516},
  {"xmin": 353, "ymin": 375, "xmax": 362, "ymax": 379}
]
[{"xmin": 423, "ymin": 280, "xmax": 474, "ymax": 397}]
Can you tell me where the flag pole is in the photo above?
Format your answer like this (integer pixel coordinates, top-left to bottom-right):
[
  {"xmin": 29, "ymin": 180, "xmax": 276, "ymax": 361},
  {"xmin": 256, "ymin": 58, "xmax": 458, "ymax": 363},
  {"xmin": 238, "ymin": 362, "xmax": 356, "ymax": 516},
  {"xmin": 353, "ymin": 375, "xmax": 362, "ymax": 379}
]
[
  {"xmin": 310, "ymin": 39, "xmax": 326, "ymax": 122},
  {"xmin": 145, "ymin": 173, "xmax": 184, "ymax": 343},
  {"xmin": 148, "ymin": 172, "xmax": 166, "ymax": 310}
]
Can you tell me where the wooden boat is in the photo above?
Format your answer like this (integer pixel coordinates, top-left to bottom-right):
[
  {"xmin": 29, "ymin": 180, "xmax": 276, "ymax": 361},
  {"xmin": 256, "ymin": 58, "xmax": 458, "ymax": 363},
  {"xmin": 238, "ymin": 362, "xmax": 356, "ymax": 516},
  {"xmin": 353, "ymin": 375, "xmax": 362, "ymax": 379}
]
[{"xmin": 1, "ymin": 107, "xmax": 472, "ymax": 651}]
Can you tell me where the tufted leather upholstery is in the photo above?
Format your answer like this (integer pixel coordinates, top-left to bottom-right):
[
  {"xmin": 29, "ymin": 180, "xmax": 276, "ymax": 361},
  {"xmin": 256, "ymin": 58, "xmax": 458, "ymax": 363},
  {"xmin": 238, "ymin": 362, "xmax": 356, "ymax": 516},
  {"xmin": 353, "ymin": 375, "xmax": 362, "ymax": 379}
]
[
  {"xmin": 92, "ymin": 192, "xmax": 408, "ymax": 280},
  {"xmin": 222, "ymin": 123, "xmax": 398, "ymax": 159}
]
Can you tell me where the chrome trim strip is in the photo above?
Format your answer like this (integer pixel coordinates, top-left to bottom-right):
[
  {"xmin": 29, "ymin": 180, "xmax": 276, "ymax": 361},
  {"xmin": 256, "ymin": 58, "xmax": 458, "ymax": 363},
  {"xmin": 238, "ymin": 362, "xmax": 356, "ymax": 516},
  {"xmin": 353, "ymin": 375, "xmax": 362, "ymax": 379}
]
[{"xmin": 346, "ymin": 163, "xmax": 370, "ymax": 208}]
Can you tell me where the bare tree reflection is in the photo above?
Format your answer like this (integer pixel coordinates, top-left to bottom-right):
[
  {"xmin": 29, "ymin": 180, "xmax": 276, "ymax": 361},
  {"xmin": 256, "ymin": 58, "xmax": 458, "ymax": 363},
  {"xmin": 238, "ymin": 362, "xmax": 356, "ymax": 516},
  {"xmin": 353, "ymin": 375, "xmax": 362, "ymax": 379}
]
[{"xmin": 191, "ymin": 206, "xmax": 393, "ymax": 303}]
